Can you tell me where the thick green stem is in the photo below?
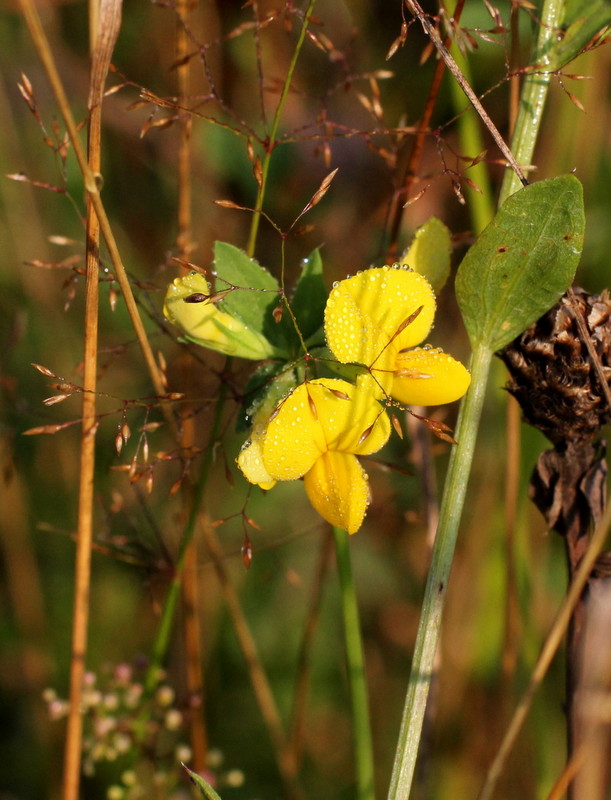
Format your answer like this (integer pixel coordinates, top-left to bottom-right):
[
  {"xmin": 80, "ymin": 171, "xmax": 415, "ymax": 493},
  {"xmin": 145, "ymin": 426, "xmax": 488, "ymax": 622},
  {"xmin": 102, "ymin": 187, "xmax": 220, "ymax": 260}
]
[
  {"xmin": 334, "ymin": 527, "xmax": 376, "ymax": 800},
  {"xmin": 498, "ymin": 0, "xmax": 564, "ymax": 205},
  {"xmin": 246, "ymin": 0, "xmax": 317, "ymax": 257},
  {"xmin": 387, "ymin": 342, "xmax": 493, "ymax": 800}
]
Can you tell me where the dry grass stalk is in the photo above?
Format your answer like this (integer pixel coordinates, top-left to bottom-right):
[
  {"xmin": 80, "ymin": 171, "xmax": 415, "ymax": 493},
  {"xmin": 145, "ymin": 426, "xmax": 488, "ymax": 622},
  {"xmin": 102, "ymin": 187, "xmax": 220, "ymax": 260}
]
[
  {"xmin": 18, "ymin": 0, "xmax": 169, "ymax": 415},
  {"xmin": 61, "ymin": 2, "xmax": 122, "ymax": 799}
]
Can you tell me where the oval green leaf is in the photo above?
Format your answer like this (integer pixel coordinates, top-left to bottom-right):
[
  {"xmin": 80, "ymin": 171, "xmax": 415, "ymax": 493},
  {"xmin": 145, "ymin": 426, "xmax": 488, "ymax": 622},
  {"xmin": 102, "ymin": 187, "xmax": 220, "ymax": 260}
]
[
  {"xmin": 213, "ymin": 241, "xmax": 287, "ymax": 354},
  {"xmin": 455, "ymin": 174, "xmax": 584, "ymax": 351}
]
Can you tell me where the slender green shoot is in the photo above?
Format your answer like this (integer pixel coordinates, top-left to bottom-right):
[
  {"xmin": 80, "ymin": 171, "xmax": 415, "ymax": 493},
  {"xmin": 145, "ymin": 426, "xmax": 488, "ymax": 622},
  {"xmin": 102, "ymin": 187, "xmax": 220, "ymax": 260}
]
[
  {"xmin": 246, "ymin": 0, "xmax": 317, "ymax": 257},
  {"xmin": 448, "ymin": 37, "xmax": 495, "ymax": 234},
  {"xmin": 334, "ymin": 527, "xmax": 376, "ymax": 800}
]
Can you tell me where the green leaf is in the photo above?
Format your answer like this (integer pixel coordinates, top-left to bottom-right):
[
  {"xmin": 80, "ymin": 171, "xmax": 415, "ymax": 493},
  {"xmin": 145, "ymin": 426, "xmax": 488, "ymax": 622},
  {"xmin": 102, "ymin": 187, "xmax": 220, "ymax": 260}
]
[
  {"xmin": 237, "ymin": 360, "xmax": 301, "ymax": 432},
  {"xmin": 213, "ymin": 241, "xmax": 286, "ymax": 353},
  {"xmin": 549, "ymin": 0, "xmax": 611, "ymax": 69},
  {"xmin": 455, "ymin": 175, "xmax": 584, "ymax": 351},
  {"xmin": 400, "ymin": 217, "xmax": 452, "ymax": 292},
  {"xmin": 289, "ymin": 248, "xmax": 327, "ymax": 344},
  {"xmin": 181, "ymin": 764, "xmax": 223, "ymax": 800}
]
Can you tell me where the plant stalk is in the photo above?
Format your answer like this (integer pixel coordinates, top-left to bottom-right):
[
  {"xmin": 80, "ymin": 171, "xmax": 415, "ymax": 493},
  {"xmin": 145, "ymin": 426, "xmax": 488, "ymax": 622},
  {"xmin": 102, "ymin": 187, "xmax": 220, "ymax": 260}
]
[
  {"xmin": 448, "ymin": 32, "xmax": 495, "ymax": 234},
  {"xmin": 61, "ymin": 0, "xmax": 117, "ymax": 794},
  {"xmin": 334, "ymin": 527, "xmax": 376, "ymax": 800},
  {"xmin": 18, "ymin": 0, "xmax": 170, "ymax": 416},
  {"xmin": 246, "ymin": 0, "xmax": 317, "ymax": 257},
  {"xmin": 387, "ymin": 342, "xmax": 492, "ymax": 800},
  {"xmin": 498, "ymin": 0, "xmax": 564, "ymax": 205},
  {"xmin": 144, "ymin": 382, "xmax": 227, "ymax": 695},
  {"xmin": 477, "ymin": 500, "xmax": 611, "ymax": 800}
]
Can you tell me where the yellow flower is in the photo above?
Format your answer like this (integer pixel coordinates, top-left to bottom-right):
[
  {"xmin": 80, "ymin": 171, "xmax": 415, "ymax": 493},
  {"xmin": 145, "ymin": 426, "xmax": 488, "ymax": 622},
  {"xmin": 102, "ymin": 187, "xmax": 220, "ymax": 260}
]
[
  {"xmin": 164, "ymin": 272, "xmax": 280, "ymax": 360},
  {"xmin": 238, "ymin": 378, "xmax": 390, "ymax": 534},
  {"xmin": 324, "ymin": 265, "xmax": 471, "ymax": 405}
]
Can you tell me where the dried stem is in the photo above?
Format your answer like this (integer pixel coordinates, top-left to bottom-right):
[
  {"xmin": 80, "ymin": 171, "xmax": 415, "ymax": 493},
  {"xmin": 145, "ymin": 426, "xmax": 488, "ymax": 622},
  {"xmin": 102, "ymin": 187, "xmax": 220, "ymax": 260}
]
[
  {"xmin": 61, "ymin": 1, "xmax": 119, "ymax": 796},
  {"xmin": 287, "ymin": 530, "xmax": 334, "ymax": 769},
  {"xmin": 203, "ymin": 522, "xmax": 303, "ymax": 800},
  {"xmin": 476, "ymin": 500, "xmax": 611, "ymax": 800},
  {"xmin": 385, "ymin": 0, "xmax": 467, "ymax": 260},
  {"xmin": 18, "ymin": 0, "xmax": 170, "ymax": 417},
  {"xmin": 173, "ymin": 0, "xmax": 208, "ymax": 773},
  {"xmin": 144, "ymin": 380, "xmax": 227, "ymax": 695},
  {"xmin": 500, "ymin": 397, "xmax": 521, "ymax": 698},
  {"xmin": 175, "ymin": 0, "xmax": 192, "ymax": 261}
]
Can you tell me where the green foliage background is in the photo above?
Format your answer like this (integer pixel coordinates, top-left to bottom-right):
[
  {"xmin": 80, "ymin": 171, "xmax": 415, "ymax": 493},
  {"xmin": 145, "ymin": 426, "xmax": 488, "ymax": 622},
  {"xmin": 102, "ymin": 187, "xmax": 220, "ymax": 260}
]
[{"xmin": 1, "ymin": 1, "xmax": 610, "ymax": 799}]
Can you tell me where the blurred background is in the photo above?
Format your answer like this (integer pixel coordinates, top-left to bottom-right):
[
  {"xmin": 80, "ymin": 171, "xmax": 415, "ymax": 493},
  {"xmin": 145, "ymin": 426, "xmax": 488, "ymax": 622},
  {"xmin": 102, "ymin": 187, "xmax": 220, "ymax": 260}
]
[{"xmin": 1, "ymin": 0, "xmax": 610, "ymax": 798}]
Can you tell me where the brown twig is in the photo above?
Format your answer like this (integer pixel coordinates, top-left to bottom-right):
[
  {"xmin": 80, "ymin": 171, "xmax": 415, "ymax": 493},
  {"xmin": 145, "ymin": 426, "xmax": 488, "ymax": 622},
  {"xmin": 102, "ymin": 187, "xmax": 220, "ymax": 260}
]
[
  {"xmin": 385, "ymin": 0, "xmax": 467, "ymax": 261},
  {"xmin": 173, "ymin": 0, "xmax": 208, "ymax": 773},
  {"xmin": 508, "ymin": 0, "xmax": 521, "ymax": 134},
  {"xmin": 500, "ymin": 397, "xmax": 521, "ymax": 701},
  {"xmin": 202, "ymin": 520, "xmax": 303, "ymax": 800}
]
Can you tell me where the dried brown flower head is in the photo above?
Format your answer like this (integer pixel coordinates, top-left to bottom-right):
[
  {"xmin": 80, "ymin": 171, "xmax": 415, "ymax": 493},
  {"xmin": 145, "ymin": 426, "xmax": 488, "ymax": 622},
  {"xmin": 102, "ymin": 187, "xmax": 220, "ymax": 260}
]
[{"xmin": 498, "ymin": 287, "xmax": 611, "ymax": 445}]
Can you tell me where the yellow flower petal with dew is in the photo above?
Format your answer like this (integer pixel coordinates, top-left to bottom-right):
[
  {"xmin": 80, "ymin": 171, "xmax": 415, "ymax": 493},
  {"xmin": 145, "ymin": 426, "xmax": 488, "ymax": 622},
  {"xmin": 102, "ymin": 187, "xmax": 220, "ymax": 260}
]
[
  {"xmin": 237, "ymin": 437, "xmax": 276, "ymax": 490},
  {"xmin": 391, "ymin": 347, "xmax": 471, "ymax": 406},
  {"xmin": 303, "ymin": 451, "xmax": 370, "ymax": 534},
  {"xmin": 324, "ymin": 267, "xmax": 437, "ymax": 378},
  {"xmin": 164, "ymin": 273, "xmax": 278, "ymax": 360},
  {"xmin": 262, "ymin": 378, "xmax": 390, "ymax": 481}
]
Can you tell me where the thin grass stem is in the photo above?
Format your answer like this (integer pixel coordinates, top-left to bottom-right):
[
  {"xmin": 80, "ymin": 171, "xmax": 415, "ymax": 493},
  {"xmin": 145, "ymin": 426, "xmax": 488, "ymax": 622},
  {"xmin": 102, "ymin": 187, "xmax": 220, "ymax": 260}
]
[
  {"xmin": 334, "ymin": 527, "xmax": 375, "ymax": 800},
  {"xmin": 144, "ymin": 380, "xmax": 227, "ymax": 695},
  {"xmin": 246, "ymin": 0, "xmax": 317, "ymax": 257}
]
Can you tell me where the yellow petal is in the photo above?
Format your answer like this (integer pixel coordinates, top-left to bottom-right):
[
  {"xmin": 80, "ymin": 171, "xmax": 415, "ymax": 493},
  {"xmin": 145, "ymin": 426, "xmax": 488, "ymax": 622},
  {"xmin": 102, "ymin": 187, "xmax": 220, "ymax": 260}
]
[
  {"xmin": 262, "ymin": 378, "xmax": 390, "ymax": 480},
  {"xmin": 237, "ymin": 438, "xmax": 276, "ymax": 490},
  {"xmin": 391, "ymin": 347, "xmax": 471, "ymax": 406},
  {"xmin": 304, "ymin": 451, "xmax": 370, "ymax": 534},
  {"xmin": 324, "ymin": 266, "xmax": 436, "ymax": 371},
  {"xmin": 262, "ymin": 384, "xmax": 328, "ymax": 481}
]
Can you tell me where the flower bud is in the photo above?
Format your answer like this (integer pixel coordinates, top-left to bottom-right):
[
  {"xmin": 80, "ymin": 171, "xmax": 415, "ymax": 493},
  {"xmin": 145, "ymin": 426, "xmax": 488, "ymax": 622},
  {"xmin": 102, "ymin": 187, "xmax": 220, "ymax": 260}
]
[{"xmin": 164, "ymin": 273, "xmax": 279, "ymax": 360}]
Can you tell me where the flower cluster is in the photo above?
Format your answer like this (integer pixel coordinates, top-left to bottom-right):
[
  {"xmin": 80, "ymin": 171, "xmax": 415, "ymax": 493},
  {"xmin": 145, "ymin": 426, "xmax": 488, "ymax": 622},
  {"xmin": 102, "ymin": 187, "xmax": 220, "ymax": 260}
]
[
  {"xmin": 165, "ymin": 260, "xmax": 470, "ymax": 534},
  {"xmin": 237, "ymin": 266, "xmax": 470, "ymax": 532},
  {"xmin": 43, "ymin": 663, "xmax": 242, "ymax": 800}
]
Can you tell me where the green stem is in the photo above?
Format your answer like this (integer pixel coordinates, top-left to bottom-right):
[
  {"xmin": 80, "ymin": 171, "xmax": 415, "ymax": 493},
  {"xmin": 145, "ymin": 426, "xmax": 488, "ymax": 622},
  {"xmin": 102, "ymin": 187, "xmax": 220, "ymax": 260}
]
[
  {"xmin": 448, "ymin": 41, "xmax": 495, "ymax": 234},
  {"xmin": 246, "ymin": 0, "xmax": 317, "ymax": 257},
  {"xmin": 498, "ymin": 0, "xmax": 564, "ymax": 205},
  {"xmin": 334, "ymin": 527, "xmax": 376, "ymax": 800},
  {"xmin": 144, "ymin": 381, "xmax": 228, "ymax": 694},
  {"xmin": 386, "ymin": 342, "xmax": 492, "ymax": 800}
]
